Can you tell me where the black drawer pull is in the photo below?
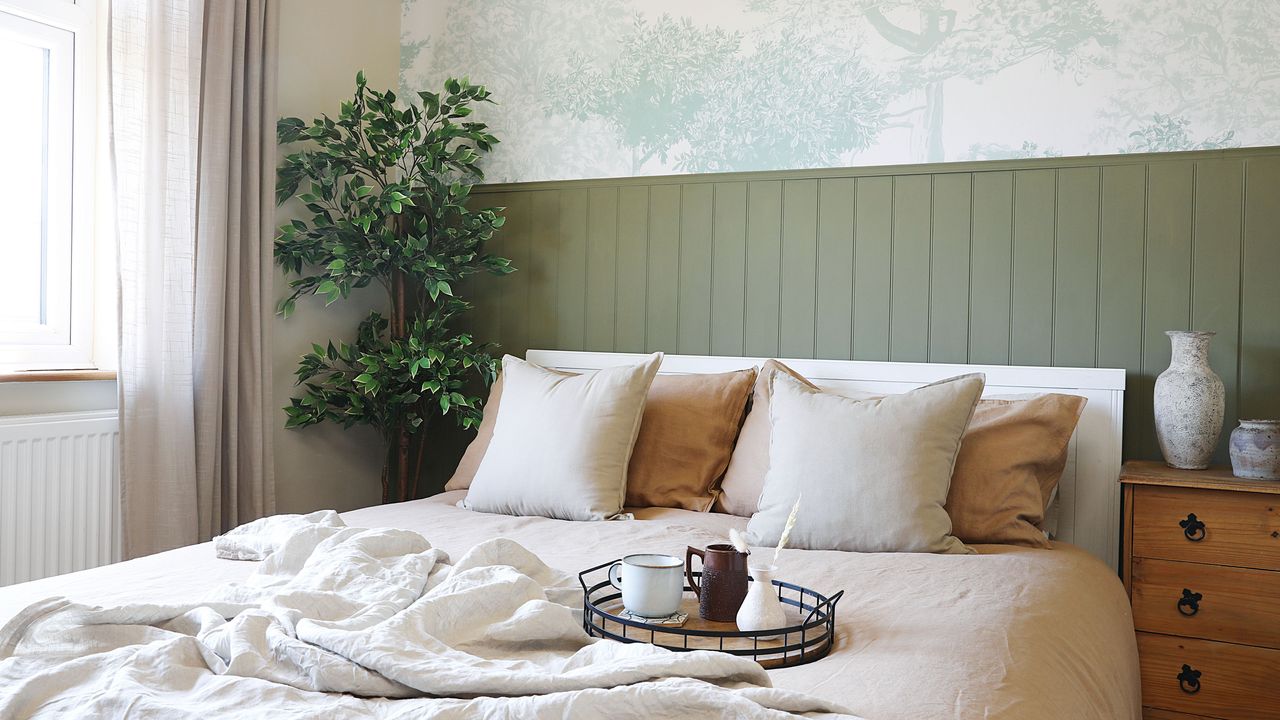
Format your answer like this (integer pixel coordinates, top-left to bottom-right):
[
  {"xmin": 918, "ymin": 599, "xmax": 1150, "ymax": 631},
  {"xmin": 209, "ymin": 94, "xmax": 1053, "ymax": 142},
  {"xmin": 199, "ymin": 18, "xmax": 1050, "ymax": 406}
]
[
  {"xmin": 1179, "ymin": 513, "xmax": 1206, "ymax": 541},
  {"xmin": 1177, "ymin": 664, "xmax": 1201, "ymax": 694},
  {"xmin": 1177, "ymin": 588, "xmax": 1202, "ymax": 616}
]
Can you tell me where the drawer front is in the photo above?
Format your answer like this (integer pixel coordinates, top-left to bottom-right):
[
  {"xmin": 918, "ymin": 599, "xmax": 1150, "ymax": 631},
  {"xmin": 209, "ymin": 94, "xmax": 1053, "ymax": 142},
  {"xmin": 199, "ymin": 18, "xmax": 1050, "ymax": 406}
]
[
  {"xmin": 1138, "ymin": 632, "xmax": 1280, "ymax": 720},
  {"xmin": 1132, "ymin": 558, "xmax": 1280, "ymax": 648},
  {"xmin": 1131, "ymin": 485, "xmax": 1280, "ymax": 571}
]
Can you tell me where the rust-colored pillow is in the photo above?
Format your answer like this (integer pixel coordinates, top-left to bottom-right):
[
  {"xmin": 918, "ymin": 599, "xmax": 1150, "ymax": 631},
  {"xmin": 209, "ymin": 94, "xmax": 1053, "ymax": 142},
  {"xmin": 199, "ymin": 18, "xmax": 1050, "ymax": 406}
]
[
  {"xmin": 446, "ymin": 367, "xmax": 756, "ymax": 512},
  {"xmin": 714, "ymin": 360, "xmax": 816, "ymax": 517},
  {"xmin": 945, "ymin": 394, "xmax": 1087, "ymax": 547}
]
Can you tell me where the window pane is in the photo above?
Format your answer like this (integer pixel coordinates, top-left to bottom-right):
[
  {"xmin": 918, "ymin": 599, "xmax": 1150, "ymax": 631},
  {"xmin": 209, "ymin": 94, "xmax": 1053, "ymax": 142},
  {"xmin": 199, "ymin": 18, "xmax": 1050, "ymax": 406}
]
[{"xmin": 0, "ymin": 34, "xmax": 48, "ymax": 327}]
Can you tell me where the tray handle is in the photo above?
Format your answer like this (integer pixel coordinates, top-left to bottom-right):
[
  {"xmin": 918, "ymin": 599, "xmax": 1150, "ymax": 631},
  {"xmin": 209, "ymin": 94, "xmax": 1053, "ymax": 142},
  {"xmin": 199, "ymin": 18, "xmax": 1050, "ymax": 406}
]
[{"xmin": 804, "ymin": 589, "xmax": 844, "ymax": 625}]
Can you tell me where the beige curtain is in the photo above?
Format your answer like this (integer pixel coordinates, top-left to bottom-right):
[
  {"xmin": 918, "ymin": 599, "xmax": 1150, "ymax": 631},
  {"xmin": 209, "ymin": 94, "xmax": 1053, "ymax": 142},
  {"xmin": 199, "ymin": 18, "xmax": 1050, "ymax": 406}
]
[{"xmin": 112, "ymin": 0, "xmax": 278, "ymax": 558}]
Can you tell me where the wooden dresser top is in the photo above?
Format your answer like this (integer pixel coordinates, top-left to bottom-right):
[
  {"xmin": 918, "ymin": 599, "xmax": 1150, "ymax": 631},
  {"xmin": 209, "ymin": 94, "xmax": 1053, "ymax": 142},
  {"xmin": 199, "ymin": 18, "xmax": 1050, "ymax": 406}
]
[{"xmin": 1120, "ymin": 460, "xmax": 1280, "ymax": 495}]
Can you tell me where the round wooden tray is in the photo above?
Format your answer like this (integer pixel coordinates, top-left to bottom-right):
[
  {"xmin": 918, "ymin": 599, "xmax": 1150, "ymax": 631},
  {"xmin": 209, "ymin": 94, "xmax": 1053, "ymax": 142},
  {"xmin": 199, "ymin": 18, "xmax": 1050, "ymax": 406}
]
[{"xmin": 578, "ymin": 560, "xmax": 842, "ymax": 669}]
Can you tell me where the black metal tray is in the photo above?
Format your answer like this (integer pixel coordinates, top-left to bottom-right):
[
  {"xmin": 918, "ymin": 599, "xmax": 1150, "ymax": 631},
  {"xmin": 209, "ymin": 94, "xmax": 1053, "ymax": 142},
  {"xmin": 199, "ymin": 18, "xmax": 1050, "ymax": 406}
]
[{"xmin": 578, "ymin": 559, "xmax": 842, "ymax": 669}]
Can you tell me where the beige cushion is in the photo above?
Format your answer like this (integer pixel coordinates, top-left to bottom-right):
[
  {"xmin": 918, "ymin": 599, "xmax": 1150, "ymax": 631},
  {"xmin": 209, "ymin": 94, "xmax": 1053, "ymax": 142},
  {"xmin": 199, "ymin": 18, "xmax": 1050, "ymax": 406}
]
[
  {"xmin": 624, "ymin": 369, "xmax": 756, "ymax": 511},
  {"xmin": 448, "ymin": 366, "xmax": 755, "ymax": 512},
  {"xmin": 946, "ymin": 394, "xmax": 1087, "ymax": 547},
  {"xmin": 445, "ymin": 366, "xmax": 573, "ymax": 492},
  {"xmin": 745, "ymin": 372, "xmax": 984, "ymax": 554},
  {"xmin": 714, "ymin": 360, "xmax": 814, "ymax": 516},
  {"xmin": 462, "ymin": 353, "xmax": 661, "ymax": 521}
]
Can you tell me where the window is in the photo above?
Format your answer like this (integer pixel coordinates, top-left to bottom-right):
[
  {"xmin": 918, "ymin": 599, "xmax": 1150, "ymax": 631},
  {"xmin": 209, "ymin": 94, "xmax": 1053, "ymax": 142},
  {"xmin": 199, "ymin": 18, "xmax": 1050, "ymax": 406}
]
[{"xmin": 0, "ymin": 0, "xmax": 103, "ymax": 370}]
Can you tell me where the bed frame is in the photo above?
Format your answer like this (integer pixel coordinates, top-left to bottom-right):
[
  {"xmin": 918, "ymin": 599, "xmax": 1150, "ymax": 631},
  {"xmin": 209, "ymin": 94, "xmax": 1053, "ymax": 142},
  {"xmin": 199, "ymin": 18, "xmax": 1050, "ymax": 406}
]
[{"xmin": 526, "ymin": 350, "xmax": 1127, "ymax": 571}]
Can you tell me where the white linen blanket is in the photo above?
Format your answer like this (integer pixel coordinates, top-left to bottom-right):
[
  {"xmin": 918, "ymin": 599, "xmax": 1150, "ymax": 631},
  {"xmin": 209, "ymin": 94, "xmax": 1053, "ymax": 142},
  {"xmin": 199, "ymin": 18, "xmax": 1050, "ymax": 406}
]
[{"xmin": 0, "ymin": 518, "xmax": 856, "ymax": 719}]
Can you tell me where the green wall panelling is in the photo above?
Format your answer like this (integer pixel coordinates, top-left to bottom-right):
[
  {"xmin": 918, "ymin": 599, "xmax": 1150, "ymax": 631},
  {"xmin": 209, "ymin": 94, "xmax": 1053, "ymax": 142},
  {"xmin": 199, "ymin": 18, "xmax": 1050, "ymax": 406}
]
[
  {"xmin": 1192, "ymin": 159, "xmax": 1244, "ymax": 462},
  {"xmin": 526, "ymin": 190, "xmax": 561, "ymax": 352},
  {"xmin": 928, "ymin": 174, "xmax": 971, "ymax": 363},
  {"xmin": 890, "ymin": 175, "xmax": 932, "ymax": 362},
  {"xmin": 710, "ymin": 183, "xmax": 748, "ymax": 356},
  {"xmin": 614, "ymin": 187, "xmax": 649, "ymax": 353},
  {"xmin": 1242, "ymin": 157, "xmax": 1280, "ymax": 428},
  {"xmin": 852, "ymin": 177, "xmax": 892, "ymax": 361},
  {"xmin": 780, "ymin": 180, "xmax": 819, "ymax": 357},
  {"xmin": 968, "ymin": 171, "xmax": 1014, "ymax": 365},
  {"xmin": 1140, "ymin": 161, "xmax": 1195, "ymax": 459},
  {"xmin": 1052, "ymin": 167, "xmax": 1100, "ymax": 369},
  {"xmin": 1010, "ymin": 169, "xmax": 1055, "ymax": 367},
  {"xmin": 556, "ymin": 189, "xmax": 589, "ymax": 351},
  {"xmin": 1095, "ymin": 164, "xmax": 1146, "ymax": 463},
  {"xmin": 584, "ymin": 187, "xmax": 619, "ymax": 352},
  {"xmin": 646, "ymin": 185, "xmax": 681, "ymax": 353},
  {"xmin": 678, "ymin": 184, "xmax": 714, "ymax": 355},
  {"xmin": 467, "ymin": 146, "xmax": 1280, "ymax": 464},
  {"xmin": 814, "ymin": 178, "xmax": 856, "ymax": 360},
  {"xmin": 743, "ymin": 181, "xmax": 782, "ymax": 357}
]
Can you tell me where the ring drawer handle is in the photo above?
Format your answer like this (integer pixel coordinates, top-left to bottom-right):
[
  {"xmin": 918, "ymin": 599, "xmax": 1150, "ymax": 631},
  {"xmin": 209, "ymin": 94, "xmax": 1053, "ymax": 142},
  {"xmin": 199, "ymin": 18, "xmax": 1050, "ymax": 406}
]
[
  {"xmin": 1177, "ymin": 588, "xmax": 1202, "ymax": 616},
  {"xmin": 1179, "ymin": 513, "xmax": 1206, "ymax": 542},
  {"xmin": 1177, "ymin": 664, "xmax": 1201, "ymax": 694}
]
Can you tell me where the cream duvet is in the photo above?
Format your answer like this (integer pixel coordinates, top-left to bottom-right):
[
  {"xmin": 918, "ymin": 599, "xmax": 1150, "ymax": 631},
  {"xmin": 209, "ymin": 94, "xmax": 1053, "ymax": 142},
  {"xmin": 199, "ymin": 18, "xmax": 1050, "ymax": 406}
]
[{"xmin": 0, "ymin": 491, "xmax": 1141, "ymax": 719}]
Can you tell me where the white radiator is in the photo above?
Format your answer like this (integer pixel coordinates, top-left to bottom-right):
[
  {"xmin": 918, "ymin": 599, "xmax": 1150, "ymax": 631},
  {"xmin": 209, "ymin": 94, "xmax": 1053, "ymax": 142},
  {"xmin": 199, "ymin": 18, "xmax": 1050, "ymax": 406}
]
[{"xmin": 0, "ymin": 410, "xmax": 120, "ymax": 586}]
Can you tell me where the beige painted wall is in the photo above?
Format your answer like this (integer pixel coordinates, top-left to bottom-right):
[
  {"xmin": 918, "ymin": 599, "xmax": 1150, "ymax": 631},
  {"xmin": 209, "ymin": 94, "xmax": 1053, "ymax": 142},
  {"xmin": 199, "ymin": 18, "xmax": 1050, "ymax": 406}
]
[
  {"xmin": 0, "ymin": 2, "xmax": 404, "ymax": 516},
  {"xmin": 272, "ymin": 0, "xmax": 402, "ymax": 513}
]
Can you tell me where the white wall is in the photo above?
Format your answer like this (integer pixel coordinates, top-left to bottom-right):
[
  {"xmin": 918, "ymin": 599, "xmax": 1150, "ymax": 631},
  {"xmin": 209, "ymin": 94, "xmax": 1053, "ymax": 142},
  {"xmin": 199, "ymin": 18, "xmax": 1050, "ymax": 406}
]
[
  {"xmin": 272, "ymin": 0, "xmax": 402, "ymax": 514},
  {"xmin": 0, "ymin": 380, "xmax": 115, "ymax": 416}
]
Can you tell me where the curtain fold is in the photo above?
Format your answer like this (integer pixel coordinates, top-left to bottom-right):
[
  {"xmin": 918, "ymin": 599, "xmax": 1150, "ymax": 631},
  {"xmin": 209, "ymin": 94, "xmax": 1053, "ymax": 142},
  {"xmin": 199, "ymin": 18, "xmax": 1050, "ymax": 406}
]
[{"xmin": 112, "ymin": 0, "xmax": 278, "ymax": 558}]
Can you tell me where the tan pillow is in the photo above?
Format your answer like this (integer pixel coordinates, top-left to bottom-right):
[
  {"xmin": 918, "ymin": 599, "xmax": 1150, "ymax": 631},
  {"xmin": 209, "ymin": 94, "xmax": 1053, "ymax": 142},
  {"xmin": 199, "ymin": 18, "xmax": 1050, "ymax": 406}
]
[
  {"xmin": 462, "ymin": 353, "xmax": 661, "ymax": 521},
  {"xmin": 714, "ymin": 360, "xmax": 815, "ymax": 516},
  {"xmin": 745, "ymin": 372, "xmax": 983, "ymax": 553},
  {"xmin": 624, "ymin": 369, "xmax": 756, "ymax": 510},
  {"xmin": 945, "ymin": 394, "xmax": 1087, "ymax": 547},
  {"xmin": 447, "ymin": 365, "xmax": 756, "ymax": 512}
]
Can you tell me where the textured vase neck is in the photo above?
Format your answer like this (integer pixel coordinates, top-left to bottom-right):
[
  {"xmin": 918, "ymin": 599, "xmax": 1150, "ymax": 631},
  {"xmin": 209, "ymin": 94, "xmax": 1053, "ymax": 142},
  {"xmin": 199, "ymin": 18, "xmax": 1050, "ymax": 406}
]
[{"xmin": 1167, "ymin": 331, "xmax": 1214, "ymax": 368}]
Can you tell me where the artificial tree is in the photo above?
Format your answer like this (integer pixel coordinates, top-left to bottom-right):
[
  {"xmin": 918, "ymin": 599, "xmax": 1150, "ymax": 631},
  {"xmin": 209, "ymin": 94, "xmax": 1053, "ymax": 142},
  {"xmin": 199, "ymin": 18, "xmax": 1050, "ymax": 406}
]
[{"xmin": 274, "ymin": 72, "xmax": 511, "ymax": 503}]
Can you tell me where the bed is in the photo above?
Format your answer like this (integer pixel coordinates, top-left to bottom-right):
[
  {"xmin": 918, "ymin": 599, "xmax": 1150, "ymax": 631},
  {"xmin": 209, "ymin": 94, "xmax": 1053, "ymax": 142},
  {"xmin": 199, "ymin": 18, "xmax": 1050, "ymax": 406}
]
[{"xmin": 0, "ymin": 351, "xmax": 1141, "ymax": 719}]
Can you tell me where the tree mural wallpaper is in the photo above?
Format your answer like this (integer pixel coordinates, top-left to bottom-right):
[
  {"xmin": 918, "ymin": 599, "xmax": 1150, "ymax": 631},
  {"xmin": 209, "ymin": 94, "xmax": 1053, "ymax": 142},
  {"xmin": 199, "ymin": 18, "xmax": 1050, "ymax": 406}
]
[{"xmin": 399, "ymin": 0, "xmax": 1280, "ymax": 183}]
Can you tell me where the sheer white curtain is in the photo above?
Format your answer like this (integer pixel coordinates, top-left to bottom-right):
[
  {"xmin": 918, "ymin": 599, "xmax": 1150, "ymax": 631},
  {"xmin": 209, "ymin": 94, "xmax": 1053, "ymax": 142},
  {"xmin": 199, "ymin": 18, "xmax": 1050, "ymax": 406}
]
[{"xmin": 110, "ymin": 0, "xmax": 278, "ymax": 558}]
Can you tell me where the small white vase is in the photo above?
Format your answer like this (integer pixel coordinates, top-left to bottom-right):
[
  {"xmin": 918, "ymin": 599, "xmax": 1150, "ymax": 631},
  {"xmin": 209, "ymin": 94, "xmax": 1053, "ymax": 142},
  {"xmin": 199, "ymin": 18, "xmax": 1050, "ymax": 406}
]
[
  {"xmin": 736, "ymin": 564, "xmax": 787, "ymax": 640},
  {"xmin": 1154, "ymin": 331, "xmax": 1224, "ymax": 470}
]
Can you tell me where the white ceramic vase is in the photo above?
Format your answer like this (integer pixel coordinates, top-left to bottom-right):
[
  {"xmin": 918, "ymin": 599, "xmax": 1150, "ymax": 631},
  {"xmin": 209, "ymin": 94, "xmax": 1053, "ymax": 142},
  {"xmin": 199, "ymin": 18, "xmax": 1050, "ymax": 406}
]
[
  {"xmin": 1229, "ymin": 419, "xmax": 1280, "ymax": 480},
  {"xmin": 1154, "ymin": 331, "xmax": 1224, "ymax": 470},
  {"xmin": 736, "ymin": 564, "xmax": 787, "ymax": 640}
]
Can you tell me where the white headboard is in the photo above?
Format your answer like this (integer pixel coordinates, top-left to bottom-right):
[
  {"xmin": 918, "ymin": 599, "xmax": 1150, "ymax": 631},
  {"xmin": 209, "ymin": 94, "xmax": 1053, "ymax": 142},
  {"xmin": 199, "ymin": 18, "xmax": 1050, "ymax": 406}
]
[{"xmin": 526, "ymin": 350, "xmax": 1127, "ymax": 571}]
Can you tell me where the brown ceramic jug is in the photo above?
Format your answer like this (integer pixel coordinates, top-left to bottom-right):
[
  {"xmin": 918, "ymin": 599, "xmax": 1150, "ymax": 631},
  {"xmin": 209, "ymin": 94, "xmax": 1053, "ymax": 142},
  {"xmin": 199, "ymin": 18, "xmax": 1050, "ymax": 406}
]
[{"xmin": 686, "ymin": 543, "xmax": 749, "ymax": 622}]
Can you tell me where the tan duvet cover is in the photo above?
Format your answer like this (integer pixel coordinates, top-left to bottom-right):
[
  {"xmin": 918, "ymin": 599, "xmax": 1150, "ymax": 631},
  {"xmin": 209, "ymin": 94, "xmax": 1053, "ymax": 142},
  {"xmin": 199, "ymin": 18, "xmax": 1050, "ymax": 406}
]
[{"xmin": 0, "ymin": 491, "xmax": 1140, "ymax": 719}]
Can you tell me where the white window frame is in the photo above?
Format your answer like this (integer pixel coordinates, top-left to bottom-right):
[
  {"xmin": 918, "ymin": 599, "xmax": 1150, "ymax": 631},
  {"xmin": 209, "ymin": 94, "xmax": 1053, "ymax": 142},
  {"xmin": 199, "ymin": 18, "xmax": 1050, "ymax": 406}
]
[{"xmin": 0, "ymin": 0, "xmax": 101, "ymax": 371}]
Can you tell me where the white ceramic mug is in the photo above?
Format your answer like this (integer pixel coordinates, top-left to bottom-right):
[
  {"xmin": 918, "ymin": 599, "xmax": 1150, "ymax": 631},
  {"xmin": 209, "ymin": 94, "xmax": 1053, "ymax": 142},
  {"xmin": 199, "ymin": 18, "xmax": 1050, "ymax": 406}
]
[{"xmin": 608, "ymin": 553, "xmax": 684, "ymax": 618}]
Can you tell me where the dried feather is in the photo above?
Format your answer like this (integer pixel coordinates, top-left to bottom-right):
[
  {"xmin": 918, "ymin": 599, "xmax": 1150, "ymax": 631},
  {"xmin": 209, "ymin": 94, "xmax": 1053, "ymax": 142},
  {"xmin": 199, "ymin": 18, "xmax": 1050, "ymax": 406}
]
[
  {"xmin": 729, "ymin": 528, "xmax": 750, "ymax": 555},
  {"xmin": 773, "ymin": 494, "xmax": 802, "ymax": 565}
]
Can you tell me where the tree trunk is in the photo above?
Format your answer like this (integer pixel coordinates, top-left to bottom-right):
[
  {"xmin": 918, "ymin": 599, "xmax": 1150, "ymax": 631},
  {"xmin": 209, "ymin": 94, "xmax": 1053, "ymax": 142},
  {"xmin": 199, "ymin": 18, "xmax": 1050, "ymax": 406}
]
[
  {"xmin": 923, "ymin": 81, "xmax": 945, "ymax": 162},
  {"xmin": 388, "ymin": 266, "xmax": 412, "ymax": 503}
]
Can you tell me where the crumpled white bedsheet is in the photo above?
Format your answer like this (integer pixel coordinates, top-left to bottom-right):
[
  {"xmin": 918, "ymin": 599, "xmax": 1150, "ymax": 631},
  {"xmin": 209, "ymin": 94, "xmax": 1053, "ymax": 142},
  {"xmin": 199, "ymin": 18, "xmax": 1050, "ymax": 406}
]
[{"xmin": 0, "ymin": 517, "xmax": 857, "ymax": 719}]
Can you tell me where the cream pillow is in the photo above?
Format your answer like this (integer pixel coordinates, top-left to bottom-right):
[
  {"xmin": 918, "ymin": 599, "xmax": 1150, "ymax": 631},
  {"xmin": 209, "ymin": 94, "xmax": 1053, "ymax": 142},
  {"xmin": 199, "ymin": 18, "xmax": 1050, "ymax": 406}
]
[
  {"xmin": 714, "ymin": 360, "xmax": 814, "ymax": 516},
  {"xmin": 745, "ymin": 372, "xmax": 984, "ymax": 554},
  {"xmin": 462, "ymin": 353, "xmax": 662, "ymax": 521}
]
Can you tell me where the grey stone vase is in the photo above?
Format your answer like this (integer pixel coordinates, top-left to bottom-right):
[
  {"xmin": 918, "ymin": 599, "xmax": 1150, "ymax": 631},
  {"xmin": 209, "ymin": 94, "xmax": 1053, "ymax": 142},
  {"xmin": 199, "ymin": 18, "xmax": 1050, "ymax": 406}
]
[
  {"xmin": 1153, "ymin": 331, "xmax": 1225, "ymax": 470},
  {"xmin": 1229, "ymin": 420, "xmax": 1280, "ymax": 480}
]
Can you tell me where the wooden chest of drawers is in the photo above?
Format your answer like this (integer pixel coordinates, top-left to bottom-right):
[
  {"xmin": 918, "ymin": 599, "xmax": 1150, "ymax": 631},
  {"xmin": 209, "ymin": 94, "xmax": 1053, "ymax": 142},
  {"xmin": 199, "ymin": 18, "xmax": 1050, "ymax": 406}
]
[{"xmin": 1121, "ymin": 461, "xmax": 1280, "ymax": 720}]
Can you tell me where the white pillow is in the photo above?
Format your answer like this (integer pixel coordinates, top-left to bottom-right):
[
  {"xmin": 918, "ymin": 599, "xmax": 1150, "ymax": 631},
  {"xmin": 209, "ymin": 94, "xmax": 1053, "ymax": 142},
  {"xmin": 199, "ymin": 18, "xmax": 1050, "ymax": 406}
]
[
  {"xmin": 462, "ymin": 353, "xmax": 662, "ymax": 521},
  {"xmin": 745, "ymin": 372, "xmax": 984, "ymax": 554}
]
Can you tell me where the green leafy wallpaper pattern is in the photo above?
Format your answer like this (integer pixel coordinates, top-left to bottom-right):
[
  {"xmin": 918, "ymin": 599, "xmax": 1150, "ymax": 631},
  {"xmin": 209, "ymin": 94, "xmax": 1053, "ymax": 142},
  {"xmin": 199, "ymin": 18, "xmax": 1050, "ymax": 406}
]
[{"xmin": 400, "ymin": 0, "xmax": 1280, "ymax": 183}]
